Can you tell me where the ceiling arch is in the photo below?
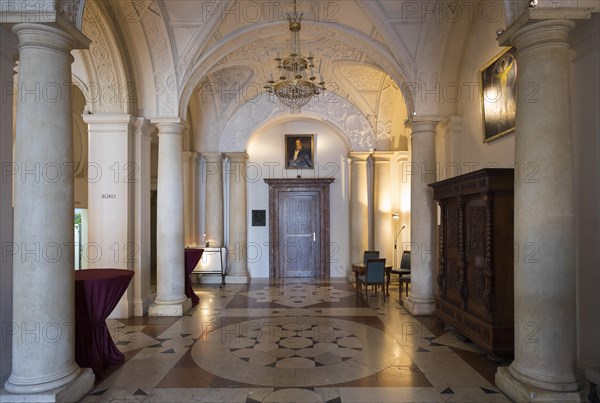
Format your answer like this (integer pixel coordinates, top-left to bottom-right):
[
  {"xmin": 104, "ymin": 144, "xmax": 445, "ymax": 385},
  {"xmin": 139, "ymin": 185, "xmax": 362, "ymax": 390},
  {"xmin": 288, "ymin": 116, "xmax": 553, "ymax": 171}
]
[
  {"xmin": 177, "ymin": 17, "xmax": 416, "ymax": 119},
  {"xmin": 219, "ymin": 92, "xmax": 375, "ymax": 153},
  {"xmin": 76, "ymin": 0, "xmax": 133, "ymax": 114}
]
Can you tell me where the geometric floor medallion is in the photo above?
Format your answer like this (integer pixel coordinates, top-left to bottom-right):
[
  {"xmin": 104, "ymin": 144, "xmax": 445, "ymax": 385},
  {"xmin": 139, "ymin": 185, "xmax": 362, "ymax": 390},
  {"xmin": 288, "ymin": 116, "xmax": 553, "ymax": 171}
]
[
  {"xmin": 240, "ymin": 284, "xmax": 357, "ymax": 308},
  {"xmin": 191, "ymin": 316, "xmax": 399, "ymax": 387}
]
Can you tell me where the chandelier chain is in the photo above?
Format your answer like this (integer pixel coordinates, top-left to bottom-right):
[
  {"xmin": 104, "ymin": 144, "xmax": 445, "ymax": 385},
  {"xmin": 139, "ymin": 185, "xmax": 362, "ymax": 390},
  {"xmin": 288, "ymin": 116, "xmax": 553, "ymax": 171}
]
[{"xmin": 264, "ymin": 0, "xmax": 325, "ymax": 113}]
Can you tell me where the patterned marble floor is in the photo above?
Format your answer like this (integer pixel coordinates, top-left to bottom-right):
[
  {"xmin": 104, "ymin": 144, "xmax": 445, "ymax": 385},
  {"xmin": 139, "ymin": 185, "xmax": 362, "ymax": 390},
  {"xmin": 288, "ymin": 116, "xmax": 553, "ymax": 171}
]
[{"xmin": 81, "ymin": 279, "xmax": 511, "ymax": 402}]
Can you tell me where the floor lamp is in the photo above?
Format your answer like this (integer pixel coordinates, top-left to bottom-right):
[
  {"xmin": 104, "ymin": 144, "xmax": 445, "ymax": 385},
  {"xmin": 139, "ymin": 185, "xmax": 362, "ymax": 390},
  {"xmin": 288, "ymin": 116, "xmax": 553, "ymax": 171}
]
[{"xmin": 392, "ymin": 214, "xmax": 405, "ymax": 269}]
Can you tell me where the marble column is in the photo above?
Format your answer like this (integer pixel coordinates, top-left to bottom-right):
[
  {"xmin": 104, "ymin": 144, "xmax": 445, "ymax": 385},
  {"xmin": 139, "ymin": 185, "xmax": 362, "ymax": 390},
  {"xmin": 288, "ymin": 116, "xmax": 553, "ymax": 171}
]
[
  {"xmin": 193, "ymin": 154, "xmax": 203, "ymax": 246},
  {"xmin": 372, "ymin": 152, "xmax": 395, "ymax": 267},
  {"xmin": 226, "ymin": 152, "xmax": 249, "ymax": 283},
  {"xmin": 148, "ymin": 120, "xmax": 190, "ymax": 316},
  {"xmin": 404, "ymin": 117, "xmax": 439, "ymax": 316},
  {"xmin": 495, "ymin": 17, "xmax": 585, "ymax": 402},
  {"xmin": 349, "ymin": 152, "xmax": 371, "ymax": 271},
  {"xmin": 133, "ymin": 118, "xmax": 153, "ymax": 316},
  {"xmin": 204, "ymin": 152, "xmax": 224, "ymax": 246},
  {"xmin": 4, "ymin": 23, "xmax": 94, "ymax": 399}
]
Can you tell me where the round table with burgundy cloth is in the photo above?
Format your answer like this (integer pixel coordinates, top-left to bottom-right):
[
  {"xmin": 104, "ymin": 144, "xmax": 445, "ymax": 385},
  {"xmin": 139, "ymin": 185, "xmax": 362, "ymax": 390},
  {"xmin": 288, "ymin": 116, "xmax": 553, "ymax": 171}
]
[
  {"xmin": 184, "ymin": 248, "xmax": 204, "ymax": 306},
  {"xmin": 74, "ymin": 269, "xmax": 134, "ymax": 374}
]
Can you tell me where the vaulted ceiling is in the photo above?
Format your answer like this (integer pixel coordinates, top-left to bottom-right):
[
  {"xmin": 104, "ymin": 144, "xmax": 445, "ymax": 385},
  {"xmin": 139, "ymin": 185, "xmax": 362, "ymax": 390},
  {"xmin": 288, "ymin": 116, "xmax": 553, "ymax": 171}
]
[
  {"xmin": 74, "ymin": 0, "xmax": 498, "ymax": 150},
  {"xmin": 159, "ymin": 0, "xmax": 454, "ymax": 150}
]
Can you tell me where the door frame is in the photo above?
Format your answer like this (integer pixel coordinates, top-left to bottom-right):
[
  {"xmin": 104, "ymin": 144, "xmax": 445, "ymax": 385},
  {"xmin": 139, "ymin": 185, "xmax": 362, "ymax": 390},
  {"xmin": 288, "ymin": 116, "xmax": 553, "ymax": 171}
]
[{"xmin": 265, "ymin": 178, "xmax": 334, "ymax": 279}]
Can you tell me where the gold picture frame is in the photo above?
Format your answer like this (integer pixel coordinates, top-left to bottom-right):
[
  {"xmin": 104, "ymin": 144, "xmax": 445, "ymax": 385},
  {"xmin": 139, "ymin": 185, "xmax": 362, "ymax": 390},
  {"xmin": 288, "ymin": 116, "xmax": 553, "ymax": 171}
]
[
  {"xmin": 479, "ymin": 47, "xmax": 517, "ymax": 143},
  {"xmin": 285, "ymin": 134, "xmax": 314, "ymax": 169}
]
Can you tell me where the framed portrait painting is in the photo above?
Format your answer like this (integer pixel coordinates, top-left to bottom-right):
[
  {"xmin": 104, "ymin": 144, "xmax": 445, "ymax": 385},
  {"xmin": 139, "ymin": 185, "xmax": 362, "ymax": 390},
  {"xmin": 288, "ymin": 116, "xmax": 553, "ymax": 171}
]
[
  {"xmin": 285, "ymin": 134, "xmax": 314, "ymax": 169},
  {"xmin": 479, "ymin": 47, "xmax": 517, "ymax": 143}
]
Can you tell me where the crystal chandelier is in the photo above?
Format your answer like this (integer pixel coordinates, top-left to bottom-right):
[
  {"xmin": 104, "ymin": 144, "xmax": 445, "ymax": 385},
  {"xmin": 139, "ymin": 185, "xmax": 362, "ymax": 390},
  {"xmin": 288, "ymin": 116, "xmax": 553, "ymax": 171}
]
[{"xmin": 264, "ymin": 0, "xmax": 325, "ymax": 113}]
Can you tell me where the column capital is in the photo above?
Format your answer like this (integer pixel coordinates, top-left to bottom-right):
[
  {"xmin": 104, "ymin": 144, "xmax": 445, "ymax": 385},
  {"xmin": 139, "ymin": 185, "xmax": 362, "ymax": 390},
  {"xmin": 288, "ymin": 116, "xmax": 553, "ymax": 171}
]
[
  {"xmin": 405, "ymin": 116, "xmax": 442, "ymax": 132},
  {"xmin": 203, "ymin": 152, "xmax": 223, "ymax": 163},
  {"xmin": 438, "ymin": 115, "xmax": 464, "ymax": 129},
  {"xmin": 395, "ymin": 150, "xmax": 410, "ymax": 163},
  {"xmin": 508, "ymin": 19, "xmax": 575, "ymax": 53},
  {"xmin": 371, "ymin": 151, "xmax": 395, "ymax": 163},
  {"xmin": 498, "ymin": 7, "xmax": 591, "ymax": 47},
  {"xmin": 226, "ymin": 152, "xmax": 249, "ymax": 163},
  {"xmin": 152, "ymin": 118, "xmax": 186, "ymax": 137},
  {"xmin": 11, "ymin": 23, "xmax": 88, "ymax": 57},
  {"xmin": 133, "ymin": 117, "xmax": 154, "ymax": 138},
  {"xmin": 81, "ymin": 113, "xmax": 135, "ymax": 125},
  {"xmin": 9, "ymin": 18, "xmax": 91, "ymax": 52},
  {"xmin": 182, "ymin": 150, "xmax": 199, "ymax": 164},
  {"xmin": 348, "ymin": 151, "xmax": 372, "ymax": 163}
]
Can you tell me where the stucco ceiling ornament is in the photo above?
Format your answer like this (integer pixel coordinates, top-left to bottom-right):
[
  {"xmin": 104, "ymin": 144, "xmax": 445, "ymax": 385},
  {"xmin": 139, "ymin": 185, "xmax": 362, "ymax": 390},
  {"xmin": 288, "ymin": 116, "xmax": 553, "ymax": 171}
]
[
  {"xmin": 79, "ymin": 0, "xmax": 129, "ymax": 113},
  {"xmin": 219, "ymin": 92, "xmax": 374, "ymax": 152},
  {"xmin": 58, "ymin": 0, "xmax": 85, "ymax": 28},
  {"xmin": 134, "ymin": 2, "xmax": 178, "ymax": 117},
  {"xmin": 203, "ymin": 65, "xmax": 255, "ymax": 115}
]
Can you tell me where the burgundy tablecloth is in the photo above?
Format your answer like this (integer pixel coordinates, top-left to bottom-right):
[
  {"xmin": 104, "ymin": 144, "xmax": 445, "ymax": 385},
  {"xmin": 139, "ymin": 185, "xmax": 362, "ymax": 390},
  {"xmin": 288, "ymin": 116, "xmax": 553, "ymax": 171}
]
[
  {"xmin": 184, "ymin": 248, "xmax": 203, "ymax": 305},
  {"xmin": 75, "ymin": 269, "xmax": 134, "ymax": 374}
]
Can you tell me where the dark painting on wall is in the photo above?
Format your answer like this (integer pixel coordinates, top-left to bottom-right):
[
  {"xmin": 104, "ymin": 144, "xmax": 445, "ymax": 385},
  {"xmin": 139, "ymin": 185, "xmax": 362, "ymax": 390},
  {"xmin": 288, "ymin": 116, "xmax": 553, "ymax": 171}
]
[{"xmin": 480, "ymin": 47, "xmax": 517, "ymax": 142}]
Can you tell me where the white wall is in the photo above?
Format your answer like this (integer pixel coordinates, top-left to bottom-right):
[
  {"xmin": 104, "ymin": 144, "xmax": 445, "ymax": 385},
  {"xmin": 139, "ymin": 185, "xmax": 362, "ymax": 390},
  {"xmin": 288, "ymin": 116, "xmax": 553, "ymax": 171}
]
[
  {"xmin": 246, "ymin": 119, "xmax": 350, "ymax": 278},
  {"xmin": 437, "ymin": 1, "xmax": 515, "ymax": 177},
  {"xmin": 0, "ymin": 26, "xmax": 16, "ymax": 386},
  {"xmin": 571, "ymin": 14, "xmax": 600, "ymax": 385}
]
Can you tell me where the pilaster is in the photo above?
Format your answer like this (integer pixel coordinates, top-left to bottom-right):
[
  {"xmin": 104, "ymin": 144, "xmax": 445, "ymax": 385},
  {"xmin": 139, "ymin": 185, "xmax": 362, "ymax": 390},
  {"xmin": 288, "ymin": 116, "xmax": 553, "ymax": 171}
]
[
  {"xmin": 83, "ymin": 113, "xmax": 136, "ymax": 318},
  {"xmin": 0, "ymin": 26, "xmax": 17, "ymax": 387},
  {"xmin": 372, "ymin": 151, "xmax": 395, "ymax": 267},
  {"xmin": 183, "ymin": 150, "xmax": 200, "ymax": 247},
  {"xmin": 348, "ymin": 152, "xmax": 371, "ymax": 275},
  {"xmin": 132, "ymin": 117, "xmax": 153, "ymax": 316},
  {"xmin": 226, "ymin": 152, "xmax": 249, "ymax": 283},
  {"xmin": 203, "ymin": 152, "xmax": 224, "ymax": 246}
]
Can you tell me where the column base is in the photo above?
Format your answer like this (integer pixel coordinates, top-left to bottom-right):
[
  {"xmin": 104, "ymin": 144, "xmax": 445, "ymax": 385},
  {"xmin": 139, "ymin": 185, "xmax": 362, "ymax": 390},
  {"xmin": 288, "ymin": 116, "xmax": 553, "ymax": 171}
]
[
  {"xmin": 1, "ymin": 369, "xmax": 94, "ymax": 403},
  {"xmin": 133, "ymin": 295, "xmax": 153, "ymax": 317},
  {"xmin": 403, "ymin": 296, "xmax": 435, "ymax": 316},
  {"xmin": 496, "ymin": 367, "xmax": 586, "ymax": 402},
  {"xmin": 148, "ymin": 298, "xmax": 192, "ymax": 316},
  {"xmin": 225, "ymin": 274, "xmax": 248, "ymax": 284},
  {"xmin": 107, "ymin": 296, "xmax": 133, "ymax": 319}
]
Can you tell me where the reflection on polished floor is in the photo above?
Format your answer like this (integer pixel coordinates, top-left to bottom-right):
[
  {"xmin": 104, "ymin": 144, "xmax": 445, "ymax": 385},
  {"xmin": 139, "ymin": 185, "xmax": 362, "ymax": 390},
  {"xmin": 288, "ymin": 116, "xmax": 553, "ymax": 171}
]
[{"xmin": 81, "ymin": 279, "xmax": 510, "ymax": 402}]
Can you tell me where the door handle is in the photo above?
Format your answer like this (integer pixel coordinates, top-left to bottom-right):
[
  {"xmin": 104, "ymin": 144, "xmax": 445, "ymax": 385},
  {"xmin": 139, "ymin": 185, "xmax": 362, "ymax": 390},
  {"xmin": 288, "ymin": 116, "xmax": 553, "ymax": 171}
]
[{"xmin": 313, "ymin": 232, "xmax": 316, "ymax": 242}]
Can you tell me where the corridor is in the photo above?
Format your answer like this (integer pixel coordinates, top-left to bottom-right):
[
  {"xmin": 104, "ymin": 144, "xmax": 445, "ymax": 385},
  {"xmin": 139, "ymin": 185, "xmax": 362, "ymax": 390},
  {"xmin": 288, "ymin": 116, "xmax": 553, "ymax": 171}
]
[{"xmin": 82, "ymin": 280, "xmax": 508, "ymax": 402}]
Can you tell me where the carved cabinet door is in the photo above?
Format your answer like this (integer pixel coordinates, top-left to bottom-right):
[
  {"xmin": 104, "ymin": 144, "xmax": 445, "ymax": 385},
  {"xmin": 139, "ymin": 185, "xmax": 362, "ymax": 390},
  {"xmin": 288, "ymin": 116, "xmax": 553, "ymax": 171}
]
[
  {"xmin": 465, "ymin": 199, "xmax": 489, "ymax": 320},
  {"xmin": 444, "ymin": 200, "xmax": 463, "ymax": 306}
]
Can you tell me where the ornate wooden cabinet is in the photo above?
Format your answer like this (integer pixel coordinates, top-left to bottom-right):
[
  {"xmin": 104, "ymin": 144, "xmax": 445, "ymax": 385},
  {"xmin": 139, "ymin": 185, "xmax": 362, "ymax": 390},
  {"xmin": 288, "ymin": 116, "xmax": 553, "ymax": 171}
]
[{"xmin": 430, "ymin": 169, "xmax": 514, "ymax": 355}]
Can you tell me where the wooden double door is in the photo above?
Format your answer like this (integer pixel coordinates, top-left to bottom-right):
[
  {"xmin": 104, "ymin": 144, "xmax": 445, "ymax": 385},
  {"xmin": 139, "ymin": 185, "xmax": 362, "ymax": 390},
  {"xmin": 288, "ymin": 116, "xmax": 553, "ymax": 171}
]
[{"xmin": 265, "ymin": 178, "xmax": 333, "ymax": 279}]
